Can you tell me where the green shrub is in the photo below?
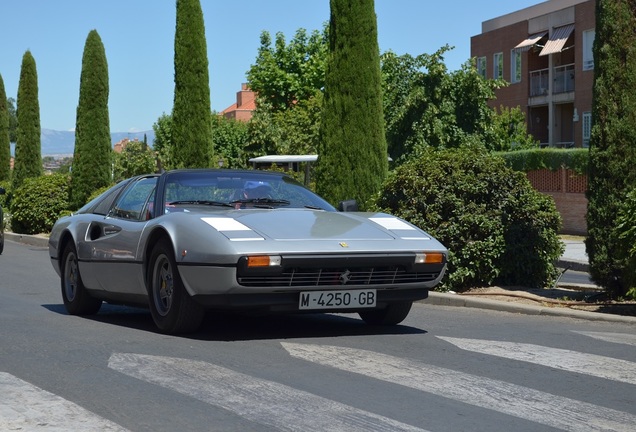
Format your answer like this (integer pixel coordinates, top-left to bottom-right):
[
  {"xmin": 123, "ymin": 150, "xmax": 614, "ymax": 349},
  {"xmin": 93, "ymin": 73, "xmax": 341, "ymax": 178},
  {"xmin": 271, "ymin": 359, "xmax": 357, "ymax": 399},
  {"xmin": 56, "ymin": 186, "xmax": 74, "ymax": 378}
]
[
  {"xmin": 616, "ymin": 188, "xmax": 636, "ymax": 300},
  {"xmin": 10, "ymin": 174, "xmax": 70, "ymax": 234},
  {"xmin": 0, "ymin": 179, "xmax": 11, "ymax": 209},
  {"xmin": 497, "ymin": 148, "xmax": 588, "ymax": 174},
  {"xmin": 373, "ymin": 147, "xmax": 564, "ymax": 292}
]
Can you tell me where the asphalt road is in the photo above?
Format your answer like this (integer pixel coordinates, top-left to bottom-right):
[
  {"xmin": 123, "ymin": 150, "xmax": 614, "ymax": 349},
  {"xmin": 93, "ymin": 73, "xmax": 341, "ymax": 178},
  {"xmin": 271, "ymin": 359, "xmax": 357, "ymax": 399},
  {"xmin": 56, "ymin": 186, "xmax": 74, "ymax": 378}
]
[{"xmin": 1, "ymin": 239, "xmax": 635, "ymax": 432}]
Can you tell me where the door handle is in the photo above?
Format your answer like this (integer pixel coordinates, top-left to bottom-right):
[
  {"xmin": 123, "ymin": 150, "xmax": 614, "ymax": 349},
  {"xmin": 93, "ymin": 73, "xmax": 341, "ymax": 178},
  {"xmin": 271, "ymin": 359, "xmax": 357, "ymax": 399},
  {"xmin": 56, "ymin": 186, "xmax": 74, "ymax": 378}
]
[{"xmin": 102, "ymin": 225, "xmax": 121, "ymax": 236}]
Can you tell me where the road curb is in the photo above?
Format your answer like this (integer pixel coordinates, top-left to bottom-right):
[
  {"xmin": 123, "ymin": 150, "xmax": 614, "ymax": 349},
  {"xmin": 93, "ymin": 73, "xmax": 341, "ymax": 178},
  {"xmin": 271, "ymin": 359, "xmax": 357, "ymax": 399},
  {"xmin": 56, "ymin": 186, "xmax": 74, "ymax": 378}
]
[
  {"xmin": 423, "ymin": 292, "xmax": 636, "ymax": 324},
  {"xmin": 5, "ymin": 232, "xmax": 49, "ymax": 248}
]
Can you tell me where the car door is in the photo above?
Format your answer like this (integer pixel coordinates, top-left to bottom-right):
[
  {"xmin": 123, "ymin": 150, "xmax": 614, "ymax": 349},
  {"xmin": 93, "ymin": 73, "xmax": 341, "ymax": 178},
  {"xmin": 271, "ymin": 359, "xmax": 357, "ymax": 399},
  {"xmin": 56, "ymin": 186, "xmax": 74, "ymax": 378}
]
[{"xmin": 83, "ymin": 176, "xmax": 157, "ymax": 295}]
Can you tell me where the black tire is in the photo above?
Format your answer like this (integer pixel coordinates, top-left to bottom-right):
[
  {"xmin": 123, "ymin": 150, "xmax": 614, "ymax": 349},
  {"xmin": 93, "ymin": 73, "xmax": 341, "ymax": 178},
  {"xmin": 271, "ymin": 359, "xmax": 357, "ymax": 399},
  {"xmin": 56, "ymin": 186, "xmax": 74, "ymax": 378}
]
[
  {"xmin": 359, "ymin": 301, "xmax": 413, "ymax": 325},
  {"xmin": 61, "ymin": 242, "xmax": 102, "ymax": 315},
  {"xmin": 147, "ymin": 239, "xmax": 204, "ymax": 334}
]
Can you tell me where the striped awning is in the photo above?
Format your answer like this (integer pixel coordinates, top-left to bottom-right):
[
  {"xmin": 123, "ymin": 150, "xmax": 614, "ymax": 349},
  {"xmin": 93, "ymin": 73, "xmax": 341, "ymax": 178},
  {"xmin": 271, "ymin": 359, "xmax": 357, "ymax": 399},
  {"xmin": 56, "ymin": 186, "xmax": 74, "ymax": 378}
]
[
  {"xmin": 514, "ymin": 32, "xmax": 547, "ymax": 52},
  {"xmin": 540, "ymin": 24, "xmax": 575, "ymax": 56}
]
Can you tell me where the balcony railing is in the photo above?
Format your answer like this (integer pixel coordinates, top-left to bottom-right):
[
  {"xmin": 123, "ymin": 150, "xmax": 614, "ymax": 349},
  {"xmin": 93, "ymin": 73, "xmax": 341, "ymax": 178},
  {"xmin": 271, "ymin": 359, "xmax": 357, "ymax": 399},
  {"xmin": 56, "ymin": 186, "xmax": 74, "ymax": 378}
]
[
  {"xmin": 529, "ymin": 64, "xmax": 575, "ymax": 97},
  {"xmin": 530, "ymin": 68, "xmax": 549, "ymax": 97},
  {"xmin": 553, "ymin": 63, "xmax": 575, "ymax": 94}
]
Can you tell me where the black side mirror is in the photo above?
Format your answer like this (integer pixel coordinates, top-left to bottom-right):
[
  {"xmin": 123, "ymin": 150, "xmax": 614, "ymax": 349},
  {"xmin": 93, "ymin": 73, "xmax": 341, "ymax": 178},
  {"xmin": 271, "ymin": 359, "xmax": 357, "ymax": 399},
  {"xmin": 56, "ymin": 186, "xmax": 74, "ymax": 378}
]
[{"xmin": 338, "ymin": 199, "xmax": 358, "ymax": 212}]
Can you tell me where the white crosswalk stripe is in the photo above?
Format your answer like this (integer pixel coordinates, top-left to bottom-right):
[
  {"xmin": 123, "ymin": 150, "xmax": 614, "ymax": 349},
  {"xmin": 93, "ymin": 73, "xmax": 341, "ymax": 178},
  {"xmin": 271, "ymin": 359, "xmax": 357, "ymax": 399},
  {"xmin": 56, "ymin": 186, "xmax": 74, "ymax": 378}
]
[
  {"xmin": 108, "ymin": 353, "xmax": 427, "ymax": 432},
  {"xmin": 0, "ymin": 372, "xmax": 129, "ymax": 432},
  {"xmin": 572, "ymin": 331, "xmax": 636, "ymax": 346},
  {"xmin": 437, "ymin": 336, "xmax": 636, "ymax": 385},
  {"xmin": 282, "ymin": 342, "xmax": 636, "ymax": 432},
  {"xmin": 4, "ymin": 336, "xmax": 635, "ymax": 431}
]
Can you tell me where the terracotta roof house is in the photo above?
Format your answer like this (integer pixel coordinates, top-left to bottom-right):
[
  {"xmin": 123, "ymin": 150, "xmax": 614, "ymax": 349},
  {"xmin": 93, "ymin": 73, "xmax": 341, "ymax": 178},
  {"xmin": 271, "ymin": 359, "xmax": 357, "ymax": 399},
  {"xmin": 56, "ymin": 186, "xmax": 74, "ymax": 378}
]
[{"xmin": 220, "ymin": 83, "xmax": 256, "ymax": 122}]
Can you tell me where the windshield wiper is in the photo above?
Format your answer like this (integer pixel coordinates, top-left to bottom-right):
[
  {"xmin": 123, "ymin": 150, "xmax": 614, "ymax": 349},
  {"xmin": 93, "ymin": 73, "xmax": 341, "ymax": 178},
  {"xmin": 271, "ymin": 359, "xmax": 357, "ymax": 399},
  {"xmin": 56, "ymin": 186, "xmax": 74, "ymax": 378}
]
[
  {"xmin": 230, "ymin": 198, "xmax": 291, "ymax": 206},
  {"xmin": 168, "ymin": 200, "xmax": 233, "ymax": 207}
]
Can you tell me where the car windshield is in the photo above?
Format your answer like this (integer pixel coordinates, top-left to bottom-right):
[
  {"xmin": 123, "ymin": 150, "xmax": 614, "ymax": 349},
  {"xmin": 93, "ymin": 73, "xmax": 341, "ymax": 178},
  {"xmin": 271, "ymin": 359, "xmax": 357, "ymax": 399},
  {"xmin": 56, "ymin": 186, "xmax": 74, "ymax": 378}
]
[{"xmin": 162, "ymin": 170, "xmax": 336, "ymax": 211}]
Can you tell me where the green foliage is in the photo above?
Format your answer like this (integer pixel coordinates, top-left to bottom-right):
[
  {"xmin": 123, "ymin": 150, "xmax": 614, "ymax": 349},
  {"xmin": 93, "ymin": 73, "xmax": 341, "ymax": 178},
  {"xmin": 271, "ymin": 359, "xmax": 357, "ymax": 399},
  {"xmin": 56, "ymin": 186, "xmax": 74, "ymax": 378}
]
[
  {"xmin": 13, "ymin": 51, "xmax": 43, "ymax": 189},
  {"xmin": 616, "ymin": 188, "xmax": 636, "ymax": 300},
  {"xmin": 373, "ymin": 148, "xmax": 563, "ymax": 292},
  {"xmin": 211, "ymin": 115, "xmax": 249, "ymax": 169},
  {"xmin": 172, "ymin": 0, "xmax": 212, "ymax": 168},
  {"xmin": 586, "ymin": 0, "xmax": 636, "ymax": 297},
  {"xmin": 6, "ymin": 97, "xmax": 17, "ymax": 144},
  {"xmin": 381, "ymin": 48, "xmax": 507, "ymax": 162},
  {"xmin": 113, "ymin": 140, "xmax": 156, "ymax": 182},
  {"xmin": 152, "ymin": 113, "xmax": 173, "ymax": 170},
  {"xmin": 247, "ymin": 27, "xmax": 328, "ymax": 112},
  {"xmin": 315, "ymin": 0, "xmax": 387, "ymax": 209},
  {"xmin": 0, "ymin": 76, "xmax": 10, "ymax": 181},
  {"xmin": 246, "ymin": 91, "xmax": 323, "ymax": 159},
  {"xmin": 10, "ymin": 174, "xmax": 70, "ymax": 235},
  {"xmin": 487, "ymin": 105, "xmax": 538, "ymax": 151},
  {"xmin": 70, "ymin": 30, "xmax": 112, "ymax": 210},
  {"xmin": 0, "ymin": 180, "xmax": 11, "ymax": 209},
  {"xmin": 498, "ymin": 148, "xmax": 589, "ymax": 174}
]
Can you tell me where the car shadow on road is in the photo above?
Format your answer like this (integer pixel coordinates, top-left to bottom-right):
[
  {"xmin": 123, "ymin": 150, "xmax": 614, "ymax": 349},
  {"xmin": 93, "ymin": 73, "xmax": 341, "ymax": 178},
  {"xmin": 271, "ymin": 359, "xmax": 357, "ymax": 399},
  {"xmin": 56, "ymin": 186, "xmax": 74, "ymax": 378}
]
[{"xmin": 42, "ymin": 303, "xmax": 426, "ymax": 340}]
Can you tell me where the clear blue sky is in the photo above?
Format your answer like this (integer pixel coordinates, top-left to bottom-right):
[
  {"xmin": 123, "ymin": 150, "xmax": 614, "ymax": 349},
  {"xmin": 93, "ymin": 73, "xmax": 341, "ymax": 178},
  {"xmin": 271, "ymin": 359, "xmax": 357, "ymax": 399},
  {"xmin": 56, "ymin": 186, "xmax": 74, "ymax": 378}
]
[{"xmin": 0, "ymin": 0, "xmax": 541, "ymax": 133}]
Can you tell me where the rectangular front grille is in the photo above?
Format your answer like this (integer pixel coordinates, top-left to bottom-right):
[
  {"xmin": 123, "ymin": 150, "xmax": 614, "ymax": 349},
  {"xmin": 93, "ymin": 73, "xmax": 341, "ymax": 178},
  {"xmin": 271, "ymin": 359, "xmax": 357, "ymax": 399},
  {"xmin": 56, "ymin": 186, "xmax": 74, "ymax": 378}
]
[{"xmin": 238, "ymin": 266, "xmax": 440, "ymax": 287}]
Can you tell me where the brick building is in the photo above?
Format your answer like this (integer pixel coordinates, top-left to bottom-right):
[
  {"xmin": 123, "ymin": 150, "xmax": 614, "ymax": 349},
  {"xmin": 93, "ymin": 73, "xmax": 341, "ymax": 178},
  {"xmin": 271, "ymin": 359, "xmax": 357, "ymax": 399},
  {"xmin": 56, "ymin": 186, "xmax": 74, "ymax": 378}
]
[
  {"xmin": 471, "ymin": 0, "xmax": 595, "ymax": 149},
  {"xmin": 220, "ymin": 83, "xmax": 256, "ymax": 122}
]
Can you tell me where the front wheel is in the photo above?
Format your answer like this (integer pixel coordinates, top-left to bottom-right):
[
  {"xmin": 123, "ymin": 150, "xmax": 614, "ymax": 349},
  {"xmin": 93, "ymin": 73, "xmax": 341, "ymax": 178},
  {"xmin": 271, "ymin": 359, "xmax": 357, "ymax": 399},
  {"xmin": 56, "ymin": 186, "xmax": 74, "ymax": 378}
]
[
  {"xmin": 61, "ymin": 242, "xmax": 102, "ymax": 315},
  {"xmin": 359, "ymin": 301, "xmax": 413, "ymax": 325},
  {"xmin": 147, "ymin": 239, "xmax": 204, "ymax": 334}
]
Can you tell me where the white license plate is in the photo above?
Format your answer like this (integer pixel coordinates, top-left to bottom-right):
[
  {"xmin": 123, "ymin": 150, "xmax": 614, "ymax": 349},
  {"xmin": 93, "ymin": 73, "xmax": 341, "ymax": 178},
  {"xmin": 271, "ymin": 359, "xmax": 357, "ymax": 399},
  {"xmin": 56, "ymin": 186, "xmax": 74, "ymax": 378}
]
[{"xmin": 298, "ymin": 289, "xmax": 376, "ymax": 310}]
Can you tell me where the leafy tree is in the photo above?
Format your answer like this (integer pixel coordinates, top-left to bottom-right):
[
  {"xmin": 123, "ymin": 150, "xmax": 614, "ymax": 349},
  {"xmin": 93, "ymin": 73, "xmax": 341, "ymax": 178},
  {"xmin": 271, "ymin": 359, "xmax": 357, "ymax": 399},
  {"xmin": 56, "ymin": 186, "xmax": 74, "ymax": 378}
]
[
  {"xmin": 315, "ymin": 0, "xmax": 387, "ymax": 208},
  {"xmin": 586, "ymin": 0, "xmax": 636, "ymax": 297},
  {"xmin": 6, "ymin": 97, "xmax": 17, "ymax": 143},
  {"xmin": 172, "ymin": 0, "xmax": 212, "ymax": 168},
  {"xmin": 374, "ymin": 148, "xmax": 563, "ymax": 292},
  {"xmin": 0, "ymin": 75, "xmax": 10, "ymax": 181},
  {"xmin": 13, "ymin": 50, "xmax": 42, "ymax": 189},
  {"xmin": 211, "ymin": 115, "xmax": 249, "ymax": 169},
  {"xmin": 152, "ymin": 113, "xmax": 173, "ymax": 171},
  {"xmin": 381, "ymin": 48, "xmax": 509, "ymax": 162},
  {"xmin": 70, "ymin": 30, "xmax": 112, "ymax": 209},
  {"xmin": 247, "ymin": 27, "xmax": 328, "ymax": 112},
  {"xmin": 487, "ymin": 105, "xmax": 538, "ymax": 151},
  {"xmin": 245, "ymin": 90, "xmax": 323, "ymax": 159},
  {"xmin": 113, "ymin": 140, "xmax": 156, "ymax": 182}
]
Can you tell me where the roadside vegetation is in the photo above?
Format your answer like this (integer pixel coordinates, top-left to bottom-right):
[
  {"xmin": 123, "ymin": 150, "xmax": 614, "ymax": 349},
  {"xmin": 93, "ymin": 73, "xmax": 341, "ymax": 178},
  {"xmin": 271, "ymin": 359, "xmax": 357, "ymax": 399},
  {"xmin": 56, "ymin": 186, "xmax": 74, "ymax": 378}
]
[{"xmin": 0, "ymin": 0, "xmax": 634, "ymax": 300}]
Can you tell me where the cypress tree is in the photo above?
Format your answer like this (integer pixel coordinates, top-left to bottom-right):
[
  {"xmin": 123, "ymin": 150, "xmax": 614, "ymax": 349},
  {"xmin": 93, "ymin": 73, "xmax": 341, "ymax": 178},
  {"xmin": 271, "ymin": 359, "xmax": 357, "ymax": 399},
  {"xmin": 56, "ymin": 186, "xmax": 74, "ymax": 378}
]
[
  {"xmin": 70, "ymin": 30, "xmax": 112, "ymax": 209},
  {"xmin": 586, "ymin": 0, "xmax": 636, "ymax": 296},
  {"xmin": 172, "ymin": 0, "xmax": 212, "ymax": 168},
  {"xmin": 314, "ymin": 0, "xmax": 387, "ymax": 209},
  {"xmin": 13, "ymin": 51, "xmax": 42, "ymax": 189},
  {"xmin": 0, "ymin": 75, "xmax": 10, "ymax": 181}
]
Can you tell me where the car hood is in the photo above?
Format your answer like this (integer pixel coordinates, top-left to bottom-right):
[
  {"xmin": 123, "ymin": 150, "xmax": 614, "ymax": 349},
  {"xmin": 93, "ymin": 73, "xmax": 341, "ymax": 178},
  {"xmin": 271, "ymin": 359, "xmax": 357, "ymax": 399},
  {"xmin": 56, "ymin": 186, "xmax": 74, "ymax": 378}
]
[{"xmin": 202, "ymin": 209, "xmax": 431, "ymax": 242}]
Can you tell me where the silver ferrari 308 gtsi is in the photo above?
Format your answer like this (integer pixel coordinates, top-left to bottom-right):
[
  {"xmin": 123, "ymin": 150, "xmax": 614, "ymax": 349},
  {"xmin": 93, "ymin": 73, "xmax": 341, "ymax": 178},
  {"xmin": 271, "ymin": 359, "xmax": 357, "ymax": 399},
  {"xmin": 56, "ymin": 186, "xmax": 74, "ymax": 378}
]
[{"xmin": 49, "ymin": 169, "xmax": 447, "ymax": 334}]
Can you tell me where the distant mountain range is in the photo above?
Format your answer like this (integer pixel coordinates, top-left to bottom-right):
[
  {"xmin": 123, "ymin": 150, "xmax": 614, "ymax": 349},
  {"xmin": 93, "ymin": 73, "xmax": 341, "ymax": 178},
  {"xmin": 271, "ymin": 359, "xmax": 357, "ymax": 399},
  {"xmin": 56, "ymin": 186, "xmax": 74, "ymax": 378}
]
[{"xmin": 10, "ymin": 129, "xmax": 156, "ymax": 157}]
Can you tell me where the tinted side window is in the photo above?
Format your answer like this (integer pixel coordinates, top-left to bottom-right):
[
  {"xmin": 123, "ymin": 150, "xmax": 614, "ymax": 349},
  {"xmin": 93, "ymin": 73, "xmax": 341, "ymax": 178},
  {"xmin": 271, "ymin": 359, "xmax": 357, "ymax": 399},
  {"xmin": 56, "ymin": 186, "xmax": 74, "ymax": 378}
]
[{"xmin": 110, "ymin": 177, "xmax": 158, "ymax": 221}]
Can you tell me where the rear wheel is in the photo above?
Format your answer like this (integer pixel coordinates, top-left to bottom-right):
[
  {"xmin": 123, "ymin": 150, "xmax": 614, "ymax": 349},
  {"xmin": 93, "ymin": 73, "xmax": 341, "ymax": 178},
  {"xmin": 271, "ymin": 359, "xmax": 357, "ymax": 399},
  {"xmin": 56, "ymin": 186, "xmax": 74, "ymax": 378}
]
[
  {"xmin": 147, "ymin": 239, "xmax": 204, "ymax": 334},
  {"xmin": 61, "ymin": 242, "xmax": 102, "ymax": 315},
  {"xmin": 359, "ymin": 301, "xmax": 413, "ymax": 325}
]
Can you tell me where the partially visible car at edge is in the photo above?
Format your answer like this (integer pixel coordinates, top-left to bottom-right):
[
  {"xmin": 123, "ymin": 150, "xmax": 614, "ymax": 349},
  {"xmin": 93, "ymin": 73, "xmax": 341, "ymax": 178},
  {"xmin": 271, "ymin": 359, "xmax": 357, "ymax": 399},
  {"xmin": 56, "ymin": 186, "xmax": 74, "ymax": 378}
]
[{"xmin": 48, "ymin": 169, "xmax": 448, "ymax": 334}]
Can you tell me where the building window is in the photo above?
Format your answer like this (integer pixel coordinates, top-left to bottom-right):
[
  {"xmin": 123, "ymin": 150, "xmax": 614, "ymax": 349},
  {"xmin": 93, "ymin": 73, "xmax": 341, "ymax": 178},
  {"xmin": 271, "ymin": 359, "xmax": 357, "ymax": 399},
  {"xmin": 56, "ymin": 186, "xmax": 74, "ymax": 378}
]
[
  {"xmin": 582, "ymin": 111, "xmax": 592, "ymax": 147},
  {"xmin": 583, "ymin": 29, "xmax": 595, "ymax": 70},
  {"xmin": 511, "ymin": 49, "xmax": 522, "ymax": 83},
  {"xmin": 494, "ymin": 52, "xmax": 503, "ymax": 79},
  {"xmin": 477, "ymin": 56, "xmax": 487, "ymax": 78}
]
